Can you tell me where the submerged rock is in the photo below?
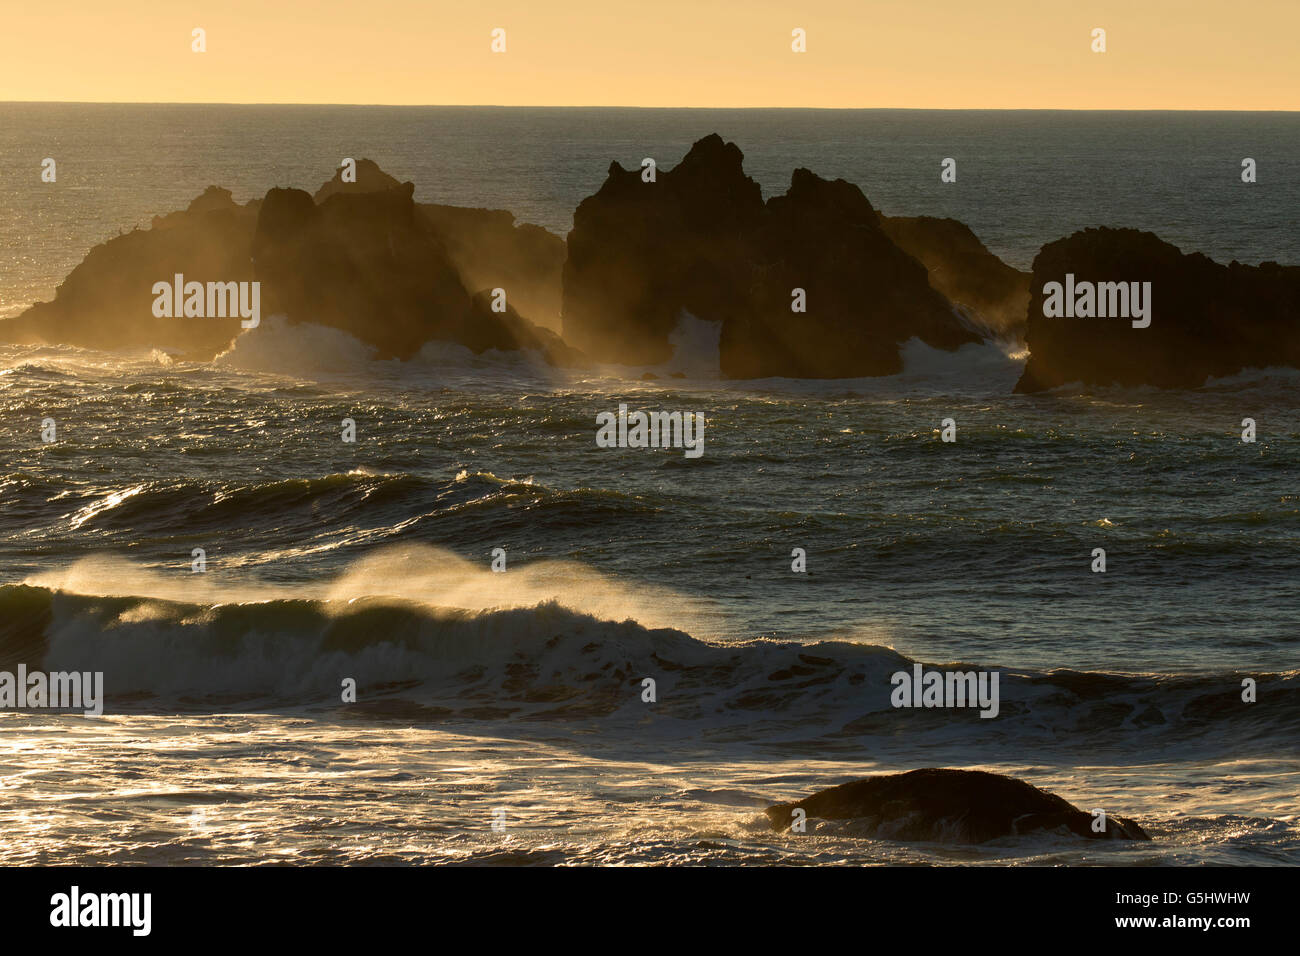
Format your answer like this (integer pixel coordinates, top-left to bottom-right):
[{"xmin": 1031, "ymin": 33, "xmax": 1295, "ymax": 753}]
[
  {"xmin": 765, "ymin": 768, "xmax": 1150, "ymax": 842},
  {"xmin": 562, "ymin": 134, "xmax": 986, "ymax": 378},
  {"xmin": 1016, "ymin": 227, "xmax": 1300, "ymax": 391}
]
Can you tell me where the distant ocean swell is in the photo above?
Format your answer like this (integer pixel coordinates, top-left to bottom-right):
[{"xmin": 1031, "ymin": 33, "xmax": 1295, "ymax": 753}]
[
  {"xmin": 4, "ymin": 464, "xmax": 1294, "ymax": 585},
  {"xmin": 0, "ymin": 469, "xmax": 661, "ymax": 546}
]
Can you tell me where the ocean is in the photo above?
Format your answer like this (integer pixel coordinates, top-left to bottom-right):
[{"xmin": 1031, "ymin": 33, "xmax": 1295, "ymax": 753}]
[{"xmin": 0, "ymin": 105, "xmax": 1297, "ymax": 865}]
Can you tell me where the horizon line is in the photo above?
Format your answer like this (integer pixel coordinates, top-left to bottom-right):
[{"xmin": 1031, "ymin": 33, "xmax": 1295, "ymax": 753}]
[{"xmin": 2, "ymin": 100, "xmax": 1297, "ymax": 113}]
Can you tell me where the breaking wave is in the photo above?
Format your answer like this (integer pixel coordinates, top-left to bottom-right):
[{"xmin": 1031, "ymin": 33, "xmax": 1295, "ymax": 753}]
[{"xmin": 2, "ymin": 568, "xmax": 1295, "ymax": 755}]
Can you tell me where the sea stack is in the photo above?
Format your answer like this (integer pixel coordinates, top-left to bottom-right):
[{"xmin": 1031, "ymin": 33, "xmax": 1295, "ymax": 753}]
[
  {"xmin": 1016, "ymin": 227, "xmax": 1300, "ymax": 391},
  {"xmin": 563, "ymin": 133, "xmax": 989, "ymax": 378}
]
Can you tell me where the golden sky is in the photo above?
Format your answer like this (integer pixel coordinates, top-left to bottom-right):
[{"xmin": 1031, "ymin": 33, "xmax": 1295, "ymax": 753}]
[{"xmin": 1, "ymin": 0, "xmax": 1295, "ymax": 109}]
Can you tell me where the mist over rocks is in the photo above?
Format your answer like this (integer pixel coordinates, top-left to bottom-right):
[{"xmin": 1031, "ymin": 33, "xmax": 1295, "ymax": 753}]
[
  {"xmin": 14, "ymin": 145, "xmax": 1295, "ymax": 386},
  {"xmin": 1016, "ymin": 227, "xmax": 1300, "ymax": 392},
  {"xmin": 878, "ymin": 215, "xmax": 1030, "ymax": 339},
  {"xmin": 422, "ymin": 205, "xmax": 566, "ymax": 333},
  {"xmin": 562, "ymin": 133, "xmax": 986, "ymax": 377},
  {"xmin": 0, "ymin": 186, "xmax": 257, "ymax": 358},
  {"xmin": 730, "ymin": 168, "xmax": 980, "ymax": 377},
  {"xmin": 563, "ymin": 134, "xmax": 765, "ymax": 366},
  {"xmin": 766, "ymin": 768, "xmax": 1151, "ymax": 843}
]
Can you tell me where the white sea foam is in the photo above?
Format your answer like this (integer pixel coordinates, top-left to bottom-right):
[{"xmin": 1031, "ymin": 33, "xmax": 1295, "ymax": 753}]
[{"xmin": 212, "ymin": 314, "xmax": 565, "ymax": 387}]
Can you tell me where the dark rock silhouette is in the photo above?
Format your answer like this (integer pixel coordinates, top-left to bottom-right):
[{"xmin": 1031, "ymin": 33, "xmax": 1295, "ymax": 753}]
[
  {"xmin": 1016, "ymin": 228, "xmax": 1300, "ymax": 392},
  {"xmin": 316, "ymin": 159, "xmax": 566, "ymax": 330},
  {"xmin": 880, "ymin": 216, "xmax": 1030, "ymax": 339},
  {"xmin": 564, "ymin": 135, "xmax": 763, "ymax": 367},
  {"xmin": 2, "ymin": 160, "xmax": 578, "ymax": 364},
  {"xmin": 25, "ymin": 146, "xmax": 1291, "ymax": 387},
  {"xmin": 253, "ymin": 182, "xmax": 581, "ymax": 364},
  {"xmin": 726, "ymin": 169, "xmax": 981, "ymax": 378},
  {"xmin": 0, "ymin": 187, "xmax": 256, "ymax": 358},
  {"xmin": 312, "ymin": 158, "xmax": 403, "ymax": 202},
  {"xmin": 765, "ymin": 768, "xmax": 1151, "ymax": 842},
  {"xmin": 563, "ymin": 134, "xmax": 983, "ymax": 377}
]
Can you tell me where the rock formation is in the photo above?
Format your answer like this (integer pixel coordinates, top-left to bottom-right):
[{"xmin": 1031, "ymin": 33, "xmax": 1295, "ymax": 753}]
[
  {"xmin": 2, "ymin": 161, "xmax": 578, "ymax": 365},
  {"xmin": 0, "ymin": 187, "xmax": 257, "ymax": 358},
  {"xmin": 879, "ymin": 215, "xmax": 1030, "ymax": 339},
  {"xmin": 316, "ymin": 159, "xmax": 566, "ymax": 331},
  {"xmin": 1016, "ymin": 227, "xmax": 1300, "ymax": 392},
  {"xmin": 311, "ymin": 158, "xmax": 404, "ymax": 202},
  {"xmin": 562, "ymin": 134, "xmax": 986, "ymax": 377},
  {"xmin": 253, "ymin": 182, "xmax": 579, "ymax": 366},
  {"xmin": 766, "ymin": 768, "xmax": 1151, "ymax": 842},
  {"xmin": 421, "ymin": 205, "xmax": 565, "ymax": 332},
  {"xmin": 253, "ymin": 182, "xmax": 579, "ymax": 363},
  {"xmin": 563, "ymin": 135, "xmax": 765, "ymax": 367},
  {"xmin": 27, "ymin": 143, "xmax": 1293, "ymax": 388}
]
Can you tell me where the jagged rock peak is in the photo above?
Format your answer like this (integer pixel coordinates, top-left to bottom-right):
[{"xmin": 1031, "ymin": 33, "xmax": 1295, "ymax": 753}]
[{"xmin": 313, "ymin": 158, "xmax": 404, "ymax": 203}]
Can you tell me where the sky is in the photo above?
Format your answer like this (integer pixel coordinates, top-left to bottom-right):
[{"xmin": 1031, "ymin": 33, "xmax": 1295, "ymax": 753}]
[{"xmin": 0, "ymin": 0, "xmax": 1296, "ymax": 109}]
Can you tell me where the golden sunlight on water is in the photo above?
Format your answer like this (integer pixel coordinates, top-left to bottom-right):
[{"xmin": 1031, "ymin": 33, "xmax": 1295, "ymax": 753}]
[{"xmin": 0, "ymin": 713, "xmax": 1286, "ymax": 865}]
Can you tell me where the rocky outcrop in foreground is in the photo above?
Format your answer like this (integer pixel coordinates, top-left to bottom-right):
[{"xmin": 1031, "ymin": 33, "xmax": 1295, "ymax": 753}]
[
  {"xmin": 563, "ymin": 134, "xmax": 990, "ymax": 378},
  {"xmin": 766, "ymin": 768, "xmax": 1151, "ymax": 842},
  {"xmin": 1016, "ymin": 228, "xmax": 1300, "ymax": 392},
  {"xmin": 2, "ymin": 160, "xmax": 576, "ymax": 364}
]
